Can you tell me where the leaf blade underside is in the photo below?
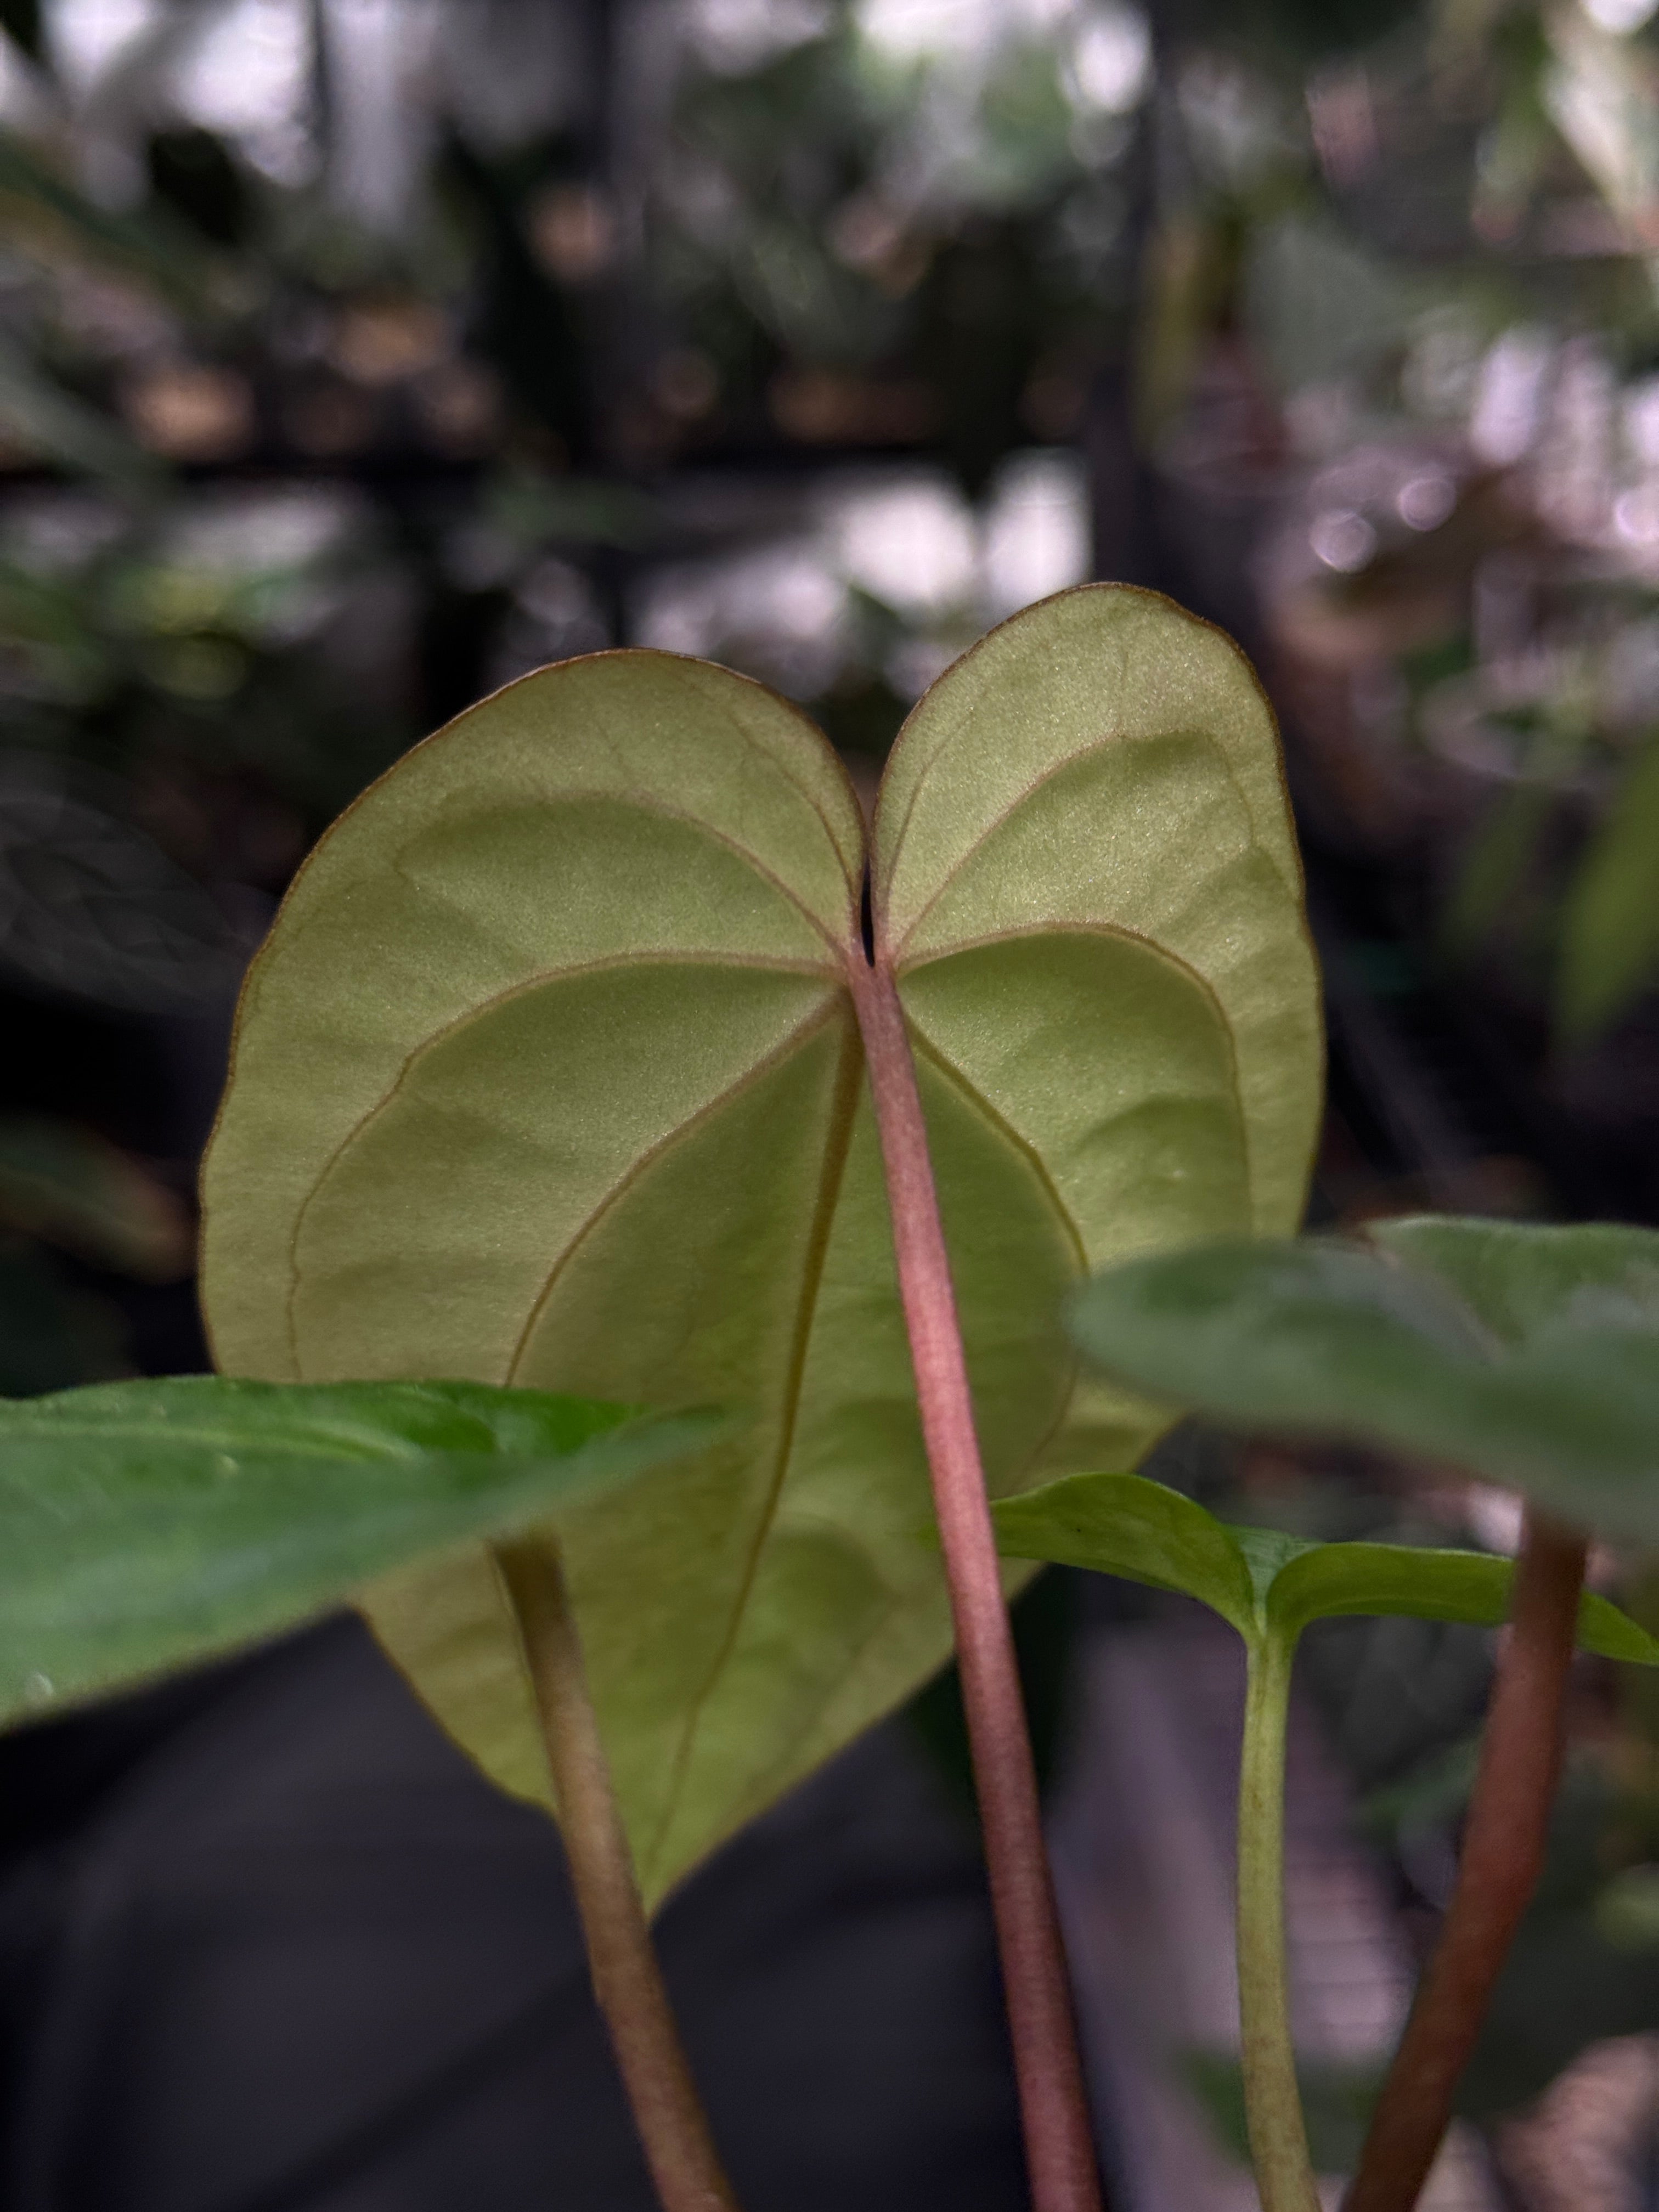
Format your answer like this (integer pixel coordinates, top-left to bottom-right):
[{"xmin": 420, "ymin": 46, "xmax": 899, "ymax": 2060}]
[{"xmin": 201, "ymin": 592, "xmax": 1323, "ymax": 1899}]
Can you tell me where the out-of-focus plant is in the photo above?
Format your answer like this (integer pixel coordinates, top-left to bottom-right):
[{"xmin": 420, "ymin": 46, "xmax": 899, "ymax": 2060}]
[
  {"xmin": 1030, "ymin": 1216, "xmax": 1659, "ymax": 2212},
  {"xmin": 0, "ymin": 486, "xmax": 409, "ymax": 816},
  {"xmin": 0, "ymin": 1113, "xmax": 189, "ymax": 1279},
  {"xmin": 0, "ymin": 1109, "xmax": 192, "ymax": 1393},
  {"xmin": 647, "ymin": 0, "xmax": 1152, "ymax": 488},
  {"xmin": 1137, "ymin": 0, "xmax": 1659, "ymax": 1049},
  {"xmin": 1556, "ymin": 733, "xmax": 1659, "ymax": 1038},
  {"xmin": 0, "ymin": 0, "xmax": 623, "ymax": 794}
]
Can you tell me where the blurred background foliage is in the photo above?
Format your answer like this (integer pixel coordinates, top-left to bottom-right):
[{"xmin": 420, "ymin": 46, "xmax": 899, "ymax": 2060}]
[{"xmin": 6, "ymin": 0, "xmax": 1659, "ymax": 2179}]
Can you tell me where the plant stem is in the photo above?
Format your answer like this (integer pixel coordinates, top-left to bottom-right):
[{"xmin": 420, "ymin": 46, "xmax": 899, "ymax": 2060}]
[
  {"xmin": 1343, "ymin": 1509, "xmax": 1588, "ymax": 2212},
  {"xmin": 492, "ymin": 1535, "xmax": 742, "ymax": 2212},
  {"xmin": 1236, "ymin": 1630, "xmax": 1322, "ymax": 2212},
  {"xmin": 846, "ymin": 950, "xmax": 1104, "ymax": 2212}
]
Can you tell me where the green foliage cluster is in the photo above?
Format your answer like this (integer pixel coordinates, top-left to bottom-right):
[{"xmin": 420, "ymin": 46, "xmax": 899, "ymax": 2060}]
[
  {"xmin": 1, "ymin": 586, "xmax": 1656, "ymax": 2210},
  {"xmin": 995, "ymin": 1465, "xmax": 1658, "ymax": 1666}
]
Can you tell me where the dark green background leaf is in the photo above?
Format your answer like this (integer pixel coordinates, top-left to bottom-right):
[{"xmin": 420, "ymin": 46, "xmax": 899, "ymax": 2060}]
[
  {"xmin": 1066, "ymin": 1224, "xmax": 1659, "ymax": 1542},
  {"xmin": 1370, "ymin": 1217, "xmax": 1659, "ymax": 1347},
  {"xmin": 0, "ymin": 1377, "xmax": 706, "ymax": 1724}
]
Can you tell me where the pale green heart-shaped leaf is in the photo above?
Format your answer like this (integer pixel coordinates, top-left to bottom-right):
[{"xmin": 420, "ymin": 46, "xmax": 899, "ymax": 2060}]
[
  {"xmin": 1067, "ymin": 1227, "xmax": 1659, "ymax": 1542},
  {"xmin": 200, "ymin": 587, "xmax": 1322, "ymax": 1900},
  {"xmin": 990, "ymin": 1469, "xmax": 1659, "ymax": 1662},
  {"xmin": 876, "ymin": 587, "xmax": 1322, "ymax": 1476},
  {"xmin": 0, "ymin": 1378, "xmax": 707, "ymax": 1724}
]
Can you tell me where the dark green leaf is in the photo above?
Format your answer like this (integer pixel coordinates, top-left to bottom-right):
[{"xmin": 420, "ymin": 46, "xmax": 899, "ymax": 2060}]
[
  {"xmin": 1067, "ymin": 1229, "xmax": 1659, "ymax": 1541},
  {"xmin": 992, "ymin": 1468, "xmax": 1659, "ymax": 1660},
  {"xmin": 991, "ymin": 1470, "xmax": 1257, "ymax": 1636},
  {"xmin": 1370, "ymin": 1216, "xmax": 1659, "ymax": 1347},
  {"xmin": 1267, "ymin": 1542, "xmax": 1659, "ymax": 1662},
  {"xmin": 0, "ymin": 1378, "xmax": 709, "ymax": 1725}
]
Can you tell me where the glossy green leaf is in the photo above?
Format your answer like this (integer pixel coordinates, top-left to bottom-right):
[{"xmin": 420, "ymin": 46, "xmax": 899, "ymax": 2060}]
[
  {"xmin": 1267, "ymin": 1543, "xmax": 1659, "ymax": 1660},
  {"xmin": 200, "ymin": 586, "xmax": 1322, "ymax": 1899},
  {"xmin": 0, "ymin": 1378, "xmax": 708, "ymax": 1724},
  {"xmin": 990, "ymin": 1469, "xmax": 1659, "ymax": 1662},
  {"xmin": 1556, "ymin": 742, "xmax": 1659, "ymax": 1043},
  {"xmin": 991, "ymin": 1471, "xmax": 1260, "ymax": 1637},
  {"xmin": 1066, "ymin": 1221, "xmax": 1659, "ymax": 1543}
]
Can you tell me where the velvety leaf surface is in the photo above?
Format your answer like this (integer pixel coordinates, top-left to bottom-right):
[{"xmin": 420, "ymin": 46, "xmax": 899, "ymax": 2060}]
[
  {"xmin": 1067, "ymin": 1228, "xmax": 1659, "ymax": 1541},
  {"xmin": 200, "ymin": 589, "xmax": 1322, "ymax": 1899},
  {"xmin": 878, "ymin": 588, "xmax": 1323, "ymax": 1475},
  {"xmin": 0, "ymin": 1378, "xmax": 703, "ymax": 1723},
  {"xmin": 990, "ymin": 1470, "xmax": 1659, "ymax": 1662}
]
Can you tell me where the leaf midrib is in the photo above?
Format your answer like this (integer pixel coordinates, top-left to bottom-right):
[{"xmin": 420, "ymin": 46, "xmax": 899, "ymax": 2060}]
[{"xmin": 622, "ymin": 946, "xmax": 1258, "ymax": 1877}]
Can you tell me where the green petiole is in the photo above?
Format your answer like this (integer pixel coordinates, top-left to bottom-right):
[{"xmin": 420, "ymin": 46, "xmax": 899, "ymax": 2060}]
[
  {"xmin": 1236, "ymin": 1623, "xmax": 1322, "ymax": 2212},
  {"xmin": 993, "ymin": 1460, "xmax": 1659, "ymax": 2212}
]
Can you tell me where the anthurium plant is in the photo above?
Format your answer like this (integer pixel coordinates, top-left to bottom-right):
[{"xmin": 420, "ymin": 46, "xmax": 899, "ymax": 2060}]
[
  {"xmin": 1031, "ymin": 1216, "xmax": 1659, "ymax": 2212},
  {"xmin": 19, "ymin": 585, "xmax": 1638, "ymax": 2212},
  {"xmin": 188, "ymin": 582, "xmax": 1322, "ymax": 2212}
]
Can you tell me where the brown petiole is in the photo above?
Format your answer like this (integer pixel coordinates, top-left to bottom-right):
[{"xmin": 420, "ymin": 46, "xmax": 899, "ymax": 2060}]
[
  {"xmin": 847, "ymin": 941, "xmax": 1105, "ymax": 2212},
  {"xmin": 494, "ymin": 1534, "xmax": 742, "ymax": 2212},
  {"xmin": 1344, "ymin": 1507, "xmax": 1589, "ymax": 2212}
]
